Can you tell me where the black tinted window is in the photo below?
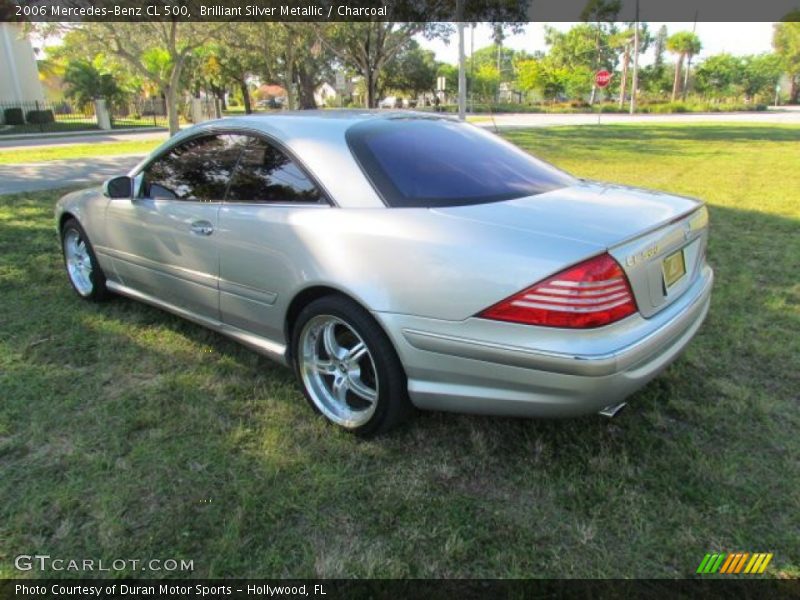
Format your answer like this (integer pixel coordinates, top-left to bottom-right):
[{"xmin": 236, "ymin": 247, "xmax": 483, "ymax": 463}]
[
  {"xmin": 226, "ymin": 137, "xmax": 324, "ymax": 204},
  {"xmin": 346, "ymin": 119, "xmax": 575, "ymax": 207},
  {"xmin": 142, "ymin": 135, "xmax": 242, "ymax": 201}
]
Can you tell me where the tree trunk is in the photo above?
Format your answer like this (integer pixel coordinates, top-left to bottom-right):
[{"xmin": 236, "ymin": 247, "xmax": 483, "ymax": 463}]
[
  {"xmin": 589, "ymin": 26, "xmax": 601, "ymax": 106},
  {"xmin": 618, "ymin": 47, "xmax": 630, "ymax": 109},
  {"xmin": 671, "ymin": 55, "xmax": 683, "ymax": 102},
  {"xmin": 240, "ymin": 79, "xmax": 252, "ymax": 114},
  {"xmin": 295, "ymin": 65, "xmax": 318, "ymax": 109},
  {"xmin": 166, "ymin": 59, "xmax": 186, "ymax": 136},
  {"xmin": 165, "ymin": 86, "xmax": 179, "ymax": 136},
  {"xmin": 365, "ymin": 69, "xmax": 377, "ymax": 108},
  {"xmin": 682, "ymin": 56, "xmax": 692, "ymax": 101},
  {"xmin": 790, "ymin": 76, "xmax": 799, "ymax": 104},
  {"xmin": 217, "ymin": 89, "xmax": 227, "ymax": 111},
  {"xmin": 285, "ymin": 42, "xmax": 296, "ymax": 111}
]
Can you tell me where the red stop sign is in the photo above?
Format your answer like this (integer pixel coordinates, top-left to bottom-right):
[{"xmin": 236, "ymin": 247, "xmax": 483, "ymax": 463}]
[{"xmin": 595, "ymin": 70, "xmax": 612, "ymax": 88}]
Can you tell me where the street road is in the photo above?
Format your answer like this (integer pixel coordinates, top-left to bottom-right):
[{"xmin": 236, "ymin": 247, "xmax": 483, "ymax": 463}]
[{"xmin": 0, "ymin": 155, "xmax": 145, "ymax": 195}]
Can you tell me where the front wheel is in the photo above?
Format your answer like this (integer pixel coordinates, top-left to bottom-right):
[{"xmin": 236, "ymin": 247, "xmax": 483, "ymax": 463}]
[
  {"xmin": 61, "ymin": 218, "xmax": 110, "ymax": 302},
  {"xmin": 292, "ymin": 295, "xmax": 413, "ymax": 436}
]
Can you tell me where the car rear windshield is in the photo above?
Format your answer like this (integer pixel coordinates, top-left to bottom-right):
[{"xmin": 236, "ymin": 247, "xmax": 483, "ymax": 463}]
[{"xmin": 346, "ymin": 118, "xmax": 575, "ymax": 208}]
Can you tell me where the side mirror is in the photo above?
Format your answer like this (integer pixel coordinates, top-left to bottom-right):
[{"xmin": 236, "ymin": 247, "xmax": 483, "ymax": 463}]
[{"xmin": 103, "ymin": 176, "xmax": 132, "ymax": 199}]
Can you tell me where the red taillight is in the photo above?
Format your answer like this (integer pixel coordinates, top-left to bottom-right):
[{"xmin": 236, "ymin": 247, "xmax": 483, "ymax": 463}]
[{"xmin": 478, "ymin": 253, "xmax": 638, "ymax": 329}]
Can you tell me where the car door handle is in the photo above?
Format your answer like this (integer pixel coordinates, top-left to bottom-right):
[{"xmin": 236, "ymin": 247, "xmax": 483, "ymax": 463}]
[{"xmin": 190, "ymin": 220, "xmax": 214, "ymax": 236}]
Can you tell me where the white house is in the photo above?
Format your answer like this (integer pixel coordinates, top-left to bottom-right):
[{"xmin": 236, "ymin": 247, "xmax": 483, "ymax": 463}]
[{"xmin": 0, "ymin": 23, "xmax": 45, "ymax": 118}]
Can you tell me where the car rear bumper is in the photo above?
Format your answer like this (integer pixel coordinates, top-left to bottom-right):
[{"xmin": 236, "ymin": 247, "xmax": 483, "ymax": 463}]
[{"xmin": 375, "ymin": 264, "xmax": 713, "ymax": 417}]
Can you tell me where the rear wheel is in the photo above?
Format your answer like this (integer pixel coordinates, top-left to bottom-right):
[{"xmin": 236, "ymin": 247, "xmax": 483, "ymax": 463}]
[
  {"xmin": 61, "ymin": 218, "xmax": 110, "ymax": 302},
  {"xmin": 292, "ymin": 295, "xmax": 413, "ymax": 436}
]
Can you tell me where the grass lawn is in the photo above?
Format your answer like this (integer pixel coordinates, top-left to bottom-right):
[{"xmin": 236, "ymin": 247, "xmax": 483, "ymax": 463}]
[
  {"xmin": 0, "ymin": 140, "xmax": 163, "ymax": 165},
  {"xmin": 0, "ymin": 124, "xmax": 798, "ymax": 579}
]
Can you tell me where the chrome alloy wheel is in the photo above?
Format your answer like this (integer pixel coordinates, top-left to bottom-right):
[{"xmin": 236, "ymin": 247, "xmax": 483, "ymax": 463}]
[
  {"xmin": 63, "ymin": 228, "xmax": 94, "ymax": 296},
  {"xmin": 298, "ymin": 315, "xmax": 379, "ymax": 428}
]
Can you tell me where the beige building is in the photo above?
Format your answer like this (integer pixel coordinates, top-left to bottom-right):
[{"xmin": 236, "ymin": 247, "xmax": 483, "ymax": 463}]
[{"xmin": 0, "ymin": 23, "xmax": 45, "ymax": 118}]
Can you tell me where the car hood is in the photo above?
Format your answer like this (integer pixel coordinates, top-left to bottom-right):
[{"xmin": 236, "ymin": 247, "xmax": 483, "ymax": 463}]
[{"xmin": 431, "ymin": 181, "xmax": 702, "ymax": 248}]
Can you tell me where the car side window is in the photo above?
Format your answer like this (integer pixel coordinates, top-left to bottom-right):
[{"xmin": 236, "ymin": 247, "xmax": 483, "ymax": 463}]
[
  {"xmin": 141, "ymin": 134, "xmax": 243, "ymax": 202},
  {"xmin": 226, "ymin": 137, "xmax": 325, "ymax": 204}
]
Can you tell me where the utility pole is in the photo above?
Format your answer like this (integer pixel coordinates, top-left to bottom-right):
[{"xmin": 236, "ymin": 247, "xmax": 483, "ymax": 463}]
[
  {"xmin": 683, "ymin": 11, "xmax": 699, "ymax": 98},
  {"xmin": 457, "ymin": 0, "xmax": 466, "ymax": 120},
  {"xmin": 629, "ymin": 0, "xmax": 640, "ymax": 114},
  {"xmin": 470, "ymin": 23, "xmax": 475, "ymax": 113}
]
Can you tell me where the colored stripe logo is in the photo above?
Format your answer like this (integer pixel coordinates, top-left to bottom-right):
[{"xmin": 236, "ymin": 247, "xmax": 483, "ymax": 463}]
[{"xmin": 696, "ymin": 552, "xmax": 773, "ymax": 574}]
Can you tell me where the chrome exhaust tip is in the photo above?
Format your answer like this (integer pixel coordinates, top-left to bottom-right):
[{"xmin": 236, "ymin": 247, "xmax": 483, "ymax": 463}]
[{"xmin": 598, "ymin": 402, "xmax": 628, "ymax": 418}]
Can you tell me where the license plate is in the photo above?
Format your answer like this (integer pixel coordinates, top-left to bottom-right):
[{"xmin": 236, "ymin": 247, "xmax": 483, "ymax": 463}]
[{"xmin": 662, "ymin": 249, "xmax": 686, "ymax": 289}]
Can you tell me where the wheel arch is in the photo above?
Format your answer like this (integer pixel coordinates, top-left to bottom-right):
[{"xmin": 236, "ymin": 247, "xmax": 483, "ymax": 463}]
[
  {"xmin": 58, "ymin": 211, "xmax": 78, "ymax": 237},
  {"xmin": 284, "ymin": 284, "xmax": 392, "ymax": 364}
]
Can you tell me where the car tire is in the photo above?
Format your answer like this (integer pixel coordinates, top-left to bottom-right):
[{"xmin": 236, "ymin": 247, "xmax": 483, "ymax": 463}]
[
  {"xmin": 292, "ymin": 295, "xmax": 414, "ymax": 436},
  {"xmin": 60, "ymin": 218, "xmax": 111, "ymax": 302}
]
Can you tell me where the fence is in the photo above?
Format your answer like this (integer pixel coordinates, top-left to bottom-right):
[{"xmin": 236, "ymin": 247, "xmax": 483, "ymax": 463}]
[
  {"xmin": 0, "ymin": 97, "xmax": 171, "ymax": 135},
  {"xmin": 111, "ymin": 97, "xmax": 168, "ymax": 129},
  {"xmin": 0, "ymin": 100, "xmax": 97, "ymax": 134}
]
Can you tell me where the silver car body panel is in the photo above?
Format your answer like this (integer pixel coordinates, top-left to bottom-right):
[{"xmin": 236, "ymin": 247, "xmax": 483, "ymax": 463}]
[{"xmin": 55, "ymin": 111, "xmax": 713, "ymax": 418}]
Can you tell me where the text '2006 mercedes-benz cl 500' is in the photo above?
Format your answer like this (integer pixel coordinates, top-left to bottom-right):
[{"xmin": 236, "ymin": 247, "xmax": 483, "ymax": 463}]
[{"xmin": 56, "ymin": 112, "xmax": 713, "ymax": 436}]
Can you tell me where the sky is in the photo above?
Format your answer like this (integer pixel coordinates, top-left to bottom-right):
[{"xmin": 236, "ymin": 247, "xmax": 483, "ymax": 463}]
[{"xmin": 417, "ymin": 22, "xmax": 777, "ymax": 67}]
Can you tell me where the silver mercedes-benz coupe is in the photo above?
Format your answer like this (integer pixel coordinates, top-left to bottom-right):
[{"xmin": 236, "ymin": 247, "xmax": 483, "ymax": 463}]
[{"xmin": 56, "ymin": 111, "xmax": 713, "ymax": 435}]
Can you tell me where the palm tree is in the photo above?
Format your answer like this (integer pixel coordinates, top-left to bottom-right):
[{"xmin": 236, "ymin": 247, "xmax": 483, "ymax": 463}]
[
  {"xmin": 611, "ymin": 27, "xmax": 635, "ymax": 108},
  {"xmin": 667, "ymin": 31, "xmax": 702, "ymax": 101},
  {"xmin": 63, "ymin": 60, "xmax": 126, "ymax": 111},
  {"xmin": 612, "ymin": 24, "xmax": 651, "ymax": 109}
]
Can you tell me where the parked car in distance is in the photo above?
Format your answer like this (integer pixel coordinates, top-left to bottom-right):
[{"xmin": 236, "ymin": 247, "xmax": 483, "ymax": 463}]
[
  {"xmin": 379, "ymin": 96, "xmax": 406, "ymax": 109},
  {"xmin": 56, "ymin": 111, "xmax": 713, "ymax": 436}
]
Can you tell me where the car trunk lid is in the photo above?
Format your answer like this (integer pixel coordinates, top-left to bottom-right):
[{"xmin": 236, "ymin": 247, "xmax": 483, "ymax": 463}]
[{"xmin": 432, "ymin": 182, "xmax": 709, "ymax": 318}]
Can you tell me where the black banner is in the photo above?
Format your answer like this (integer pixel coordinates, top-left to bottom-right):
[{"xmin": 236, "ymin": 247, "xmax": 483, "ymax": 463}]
[
  {"xmin": 2, "ymin": 0, "xmax": 800, "ymax": 23},
  {"xmin": 2, "ymin": 580, "xmax": 800, "ymax": 600}
]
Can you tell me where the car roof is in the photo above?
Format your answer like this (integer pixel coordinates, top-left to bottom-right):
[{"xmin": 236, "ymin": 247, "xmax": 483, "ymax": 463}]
[{"xmin": 206, "ymin": 109, "xmax": 454, "ymax": 134}]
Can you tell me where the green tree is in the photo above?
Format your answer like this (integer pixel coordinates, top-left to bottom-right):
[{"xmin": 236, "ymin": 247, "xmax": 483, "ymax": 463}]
[
  {"xmin": 667, "ymin": 31, "xmax": 702, "ymax": 101},
  {"xmin": 182, "ymin": 45, "xmax": 227, "ymax": 113},
  {"xmin": 580, "ymin": 0, "xmax": 622, "ymax": 104},
  {"xmin": 436, "ymin": 63, "xmax": 459, "ymax": 97},
  {"xmin": 290, "ymin": 25, "xmax": 336, "ymax": 110},
  {"xmin": 382, "ymin": 40, "xmax": 438, "ymax": 99},
  {"xmin": 472, "ymin": 64, "xmax": 501, "ymax": 103},
  {"xmin": 543, "ymin": 23, "xmax": 617, "ymax": 103},
  {"xmin": 515, "ymin": 58, "xmax": 568, "ymax": 102},
  {"xmin": 694, "ymin": 53, "xmax": 741, "ymax": 98},
  {"xmin": 45, "ymin": 28, "xmax": 141, "ymax": 98},
  {"xmin": 741, "ymin": 54, "xmax": 785, "ymax": 101},
  {"xmin": 191, "ymin": 24, "xmax": 333, "ymax": 112},
  {"xmin": 638, "ymin": 25, "xmax": 670, "ymax": 97},
  {"xmin": 470, "ymin": 45, "xmax": 517, "ymax": 79},
  {"xmin": 563, "ymin": 65, "xmax": 594, "ymax": 101},
  {"xmin": 515, "ymin": 58, "xmax": 542, "ymax": 97},
  {"xmin": 53, "ymin": 23, "xmax": 225, "ymax": 135},
  {"xmin": 611, "ymin": 23, "xmax": 651, "ymax": 108},
  {"xmin": 545, "ymin": 23, "xmax": 608, "ymax": 72},
  {"xmin": 63, "ymin": 60, "xmax": 127, "ymax": 109},
  {"xmin": 316, "ymin": 23, "xmax": 451, "ymax": 108},
  {"xmin": 773, "ymin": 18, "xmax": 800, "ymax": 103},
  {"xmin": 652, "ymin": 25, "xmax": 668, "ymax": 72}
]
